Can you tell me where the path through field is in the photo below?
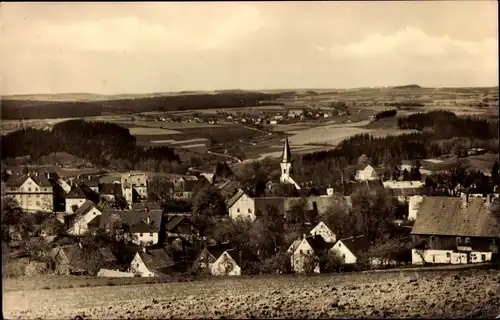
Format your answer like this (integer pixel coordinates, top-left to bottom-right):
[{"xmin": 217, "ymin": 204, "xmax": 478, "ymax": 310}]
[{"xmin": 3, "ymin": 269, "xmax": 499, "ymax": 319}]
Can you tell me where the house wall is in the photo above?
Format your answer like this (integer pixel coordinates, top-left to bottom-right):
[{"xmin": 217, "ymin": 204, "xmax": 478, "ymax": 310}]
[
  {"xmin": 309, "ymin": 222, "xmax": 336, "ymax": 243},
  {"xmin": 210, "ymin": 252, "xmax": 241, "ymax": 276},
  {"xmin": 69, "ymin": 207, "xmax": 102, "ymax": 236},
  {"xmin": 122, "ymin": 187, "xmax": 133, "ymax": 207},
  {"xmin": 411, "ymin": 249, "xmax": 493, "ymax": 265},
  {"xmin": 6, "ymin": 178, "xmax": 54, "ymax": 212},
  {"xmin": 130, "ymin": 253, "xmax": 154, "ymax": 277},
  {"xmin": 383, "ymin": 181, "xmax": 425, "ymax": 189},
  {"xmin": 65, "ymin": 198, "xmax": 86, "ymax": 213},
  {"xmin": 355, "ymin": 168, "xmax": 378, "ymax": 181},
  {"xmin": 330, "ymin": 241, "xmax": 357, "ymax": 264},
  {"xmin": 408, "ymin": 196, "xmax": 424, "ymax": 220},
  {"xmin": 229, "ymin": 194, "xmax": 255, "ymax": 222},
  {"xmin": 291, "ymin": 239, "xmax": 320, "ymax": 274},
  {"xmin": 133, "ymin": 186, "xmax": 148, "ymax": 200},
  {"xmin": 133, "ymin": 232, "xmax": 159, "ymax": 246},
  {"xmin": 412, "ymin": 234, "xmax": 498, "ymax": 253}
]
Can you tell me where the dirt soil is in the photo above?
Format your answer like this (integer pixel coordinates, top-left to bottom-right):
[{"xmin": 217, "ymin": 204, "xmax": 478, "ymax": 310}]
[{"xmin": 3, "ymin": 269, "xmax": 500, "ymax": 319}]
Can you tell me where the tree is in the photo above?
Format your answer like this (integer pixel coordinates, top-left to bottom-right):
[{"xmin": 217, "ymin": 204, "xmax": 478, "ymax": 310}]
[
  {"xmin": 491, "ymin": 160, "xmax": 499, "ymax": 185},
  {"xmin": 350, "ymin": 187, "xmax": 396, "ymax": 245},
  {"xmin": 318, "ymin": 250, "xmax": 344, "ymax": 273},
  {"xmin": 319, "ymin": 194, "xmax": 355, "ymax": 239},
  {"xmin": 287, "ymin": 198, "xmax": 308, "ymax": 224},
  {"xmin": 192, "ymin": 185, "xmax": 227, "ymax": 239},
  {"xmin": 113, "ymin": 194, "xmax": 129, "ymax": 210},
  {"xmin": 402, "ymin": 169, "xmax": 411, "ymax": 181},
  {"xmin": 148, "ymin": 176, "xmax": 174, "ymax": 204},
  {"xmin": 25, "ymin": 237, "xmax": 52, "ymax": 262}
]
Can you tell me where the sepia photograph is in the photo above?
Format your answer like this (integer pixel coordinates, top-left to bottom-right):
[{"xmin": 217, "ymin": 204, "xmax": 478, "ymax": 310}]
[{"xmin": 1, "ymin": 1, "xmax": 499, "ymax": 319}]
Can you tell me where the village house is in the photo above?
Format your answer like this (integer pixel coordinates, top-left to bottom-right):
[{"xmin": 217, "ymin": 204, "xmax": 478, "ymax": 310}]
[
  {"xmin": 5, "ymin": 173, "xmax": 54, "ymax": 212},
  {"xmin": 100, "ymin": 183, "xmax": 124, "ymax": 202},
  {"xmin": 288, "ymin": 234, "xmax": 333, "ymax": 273},
  {"xmin": 72, "ymin": 175, "xmax": 100, "ymax": 193},
  {"xmin": 165, "ymin": 216, "xmax": 200, "ymax": 243},
  {"xmin": 330, "ymin": 235, "xmax": 369, "ymax": 265},
  {"xmin": 99, "ymin": 208, "xmax": 163, "ymax": 245},
  {"xmin": 65, "ymin": 186, "xmax": 88, "ymax": 213},
  {"xmin": 309, "ymin": 221, "xmax": 337, "ymax": 243},
  {"xmin": 121, "ymin": 172, "xmax": 148, "ymax": 202},
  {"xmin": 355, "ymin": 164, "xmax": 379, "ymax": 181},
  {"xmin": 227, "ymin": 189, "xmax": 256, "ymax": 221},
  {"xmin": 194, "ymin": 243, "xmax": 238, "ymax": 274},
  {"xmin": 211, "ymin": 249, "xmax": 241, "ymax": 276},
  {"xmin": 66, "ymin": 200, "xmax": 103, "ymax": 236},
  {"xmin": 129, "ymin": 248, "xmax": 174, "ymax": 277},
  {"xmin": 411, "ymin": 195, "xmax": 499, "ymax": 265},
  {"xmin": 173, "ymin": 176, "xmax": 204, "ymax": 200},
  {"xmin": 50, "ymin": 244, "xmax": 88, "ymax": 275}
]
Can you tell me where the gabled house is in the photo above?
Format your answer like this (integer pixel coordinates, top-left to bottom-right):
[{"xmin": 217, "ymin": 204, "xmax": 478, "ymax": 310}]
[
  {"xmin": 66, "ymin": 200, "xmax": 103, "ymax": 235},
  {"xmin": 51, "ymin": 244, "xmax": 88, "ymax": 275},
  {"xmin": 411, "ymin": 195, "xmax": 499, "ymax": 265},
  {"xmin": 355, "ymin": 164, "xmax": 379, "ymax": 181},
  {"xmin": 287, "ymin": 234, "xmax": 334, "ymax": 273},
  {"xmin": 165, "ymin": 216, "xmax": 199, "ymax": 242},
  {"xmin": 210, "ymin": 249, "xmax": 241, "ymax": 276},
  {"xmin": 227, "ymin": 189, "xmax": 256, "ymax": 221},
  {"xmin": 100, "ymin": 183, "xmax": 123, "ymax": 201},
  {"xmin": 129, "ymin": 248, "xmax": 174, "ymax": 277},
  {"xmin": 330, "ymin": 235, "xmax": 369, "ymax": 265},
  {"xmin": 173, "ymin": 178, "xmax": 204, "ymax": 200},
  {"xmin": 194, "ymin": 243, "xmax": 233, "ymax": 271},
  {"xmin": 5, "ymin": 173, "xmax": 54, "ymax": 212},
  {"xmin": 309, "ymin": 221, "xmax": 336, "ymax": 243},
  {"xmin": 65, "ymin": 186, "xmax": 88, "ymax": 213},
  {"xmin": 99, "ymin": 209, "xmax": 163, "ymax": 245}
]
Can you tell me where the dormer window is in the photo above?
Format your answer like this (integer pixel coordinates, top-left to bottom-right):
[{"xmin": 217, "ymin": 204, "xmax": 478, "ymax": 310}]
[
  {"xmin": 456, "ymin": 237, "xmax": 462, "ymax": 245},
  {"xmin": 465, "ymin": 237, "xmax": 471, "ymax": 244}
]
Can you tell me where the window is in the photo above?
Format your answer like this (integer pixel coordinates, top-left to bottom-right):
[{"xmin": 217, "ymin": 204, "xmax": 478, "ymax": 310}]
[
  {"xmin": 150, "ymin": 233, "xmax": 153, "ymax": 237},
  {"xmin": 430, "ymin": 236, "xmax": 435, "ymax": 243},
  {"xmin": 237, "ymin": 208, "xmax": 240, "ymax": 212},
  {"xmin": 10, "ymin": 188, "xmax": 15, "ymax": 191},
  {"xmin": 36, "ymin": 201, "xmax": 40, "ymax": 206},
  {"xmin": 342, "ymin": 254, "xmax": 346, "ymax": 259},
  {"xmin": 248, "ymin": 208, "xmax": 251, "ymax": 213},
  {"xmin": 465, "ymin": 237, "xmax": 471, "ymax": 244},
  {"xmin": 481, "ymin": 254, "xmax": 486, "ymax": 261},
  {"xmin": 44, "ymin": 188, "xmax": 47, "ymax": 191},
  {"xmin": 299, "ymin": 250, "xmax": 303, "ymax": 254},
  {"xmin": 139, "ymin": 233, "xmax": 143, "ymax": 237},
  {"xmin": 28, "ymin": 187, "xmax": 32, "ymax": 192},
  {"xmin": 36, "ymin": 194, "xmax": 40, "ymax": 198},
  {"xmin": 338, "ymin": 243, "xmax": 342, "ymax": 247},
  {"xmin": 93, "ymin": 212, "xmax": 96, "ymax": 215},
  {"xmin": 456, "ymin": 237, "xmax": 462, "ymax": 244},
  {"xmin": 446, "ymin": 252, "xmax": 451, "ymax": 258}
]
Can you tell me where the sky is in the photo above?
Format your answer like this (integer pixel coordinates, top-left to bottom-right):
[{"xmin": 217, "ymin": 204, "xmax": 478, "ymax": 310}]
[{"xmin": 1, "ymin": 1, "xmax": 498, "ymax": 95}]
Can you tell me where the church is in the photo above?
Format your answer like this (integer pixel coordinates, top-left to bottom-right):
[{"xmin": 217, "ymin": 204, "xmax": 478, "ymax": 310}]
[{"xmin": 279, "ymin": 135, "xmax": 301, "ymax": 190}]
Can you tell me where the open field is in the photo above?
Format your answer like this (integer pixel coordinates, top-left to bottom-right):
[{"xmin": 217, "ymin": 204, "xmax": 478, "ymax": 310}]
[
  {"xmin": 3, "ymin": 269, "xmax": 499, "ymax": 319},
  {"xmin": 422, "ymin": 153, "xmax": 499, "ymax": 173}
]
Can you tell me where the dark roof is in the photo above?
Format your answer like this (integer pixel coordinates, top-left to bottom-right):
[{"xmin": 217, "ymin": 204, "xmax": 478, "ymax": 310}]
[
  {"xmin": 99, "ymin": 209, "xmax": 163, "ymax": 232},
  {"xmin": 411, "ymin": 197, "xmax": 499, "ymax": 237},
  {"xmin": 306, "ymin": 235, "xmax": 334, "ymax": 253},
  {"xmin": 6, "ymin": 174, "xmax": 52, "ymax": 188},
  {"xmin": 204, "ymin": 242, "xmax": 234, "ymax": 260},
  {"xmin": 218, "ymin": 180, "xmax": 240, "ymax": 199},
  {"xmin": 101, "ymin": 183, "xmax": 123, "ymax": 195},
  {"xmin": 390, "ymin": 187, "xmax": 431, "ymax": 197},
  {"xmin": 226, "ymin": 189, "xmax": 246, "ymax": 208},
  {"xmin": 254, "ymin": 197, "xmax": 285, "ymax": 216},
  {"xmin": 281, "ymin": 135, "xmax": 292, "ymax": 163},
  {"xmin": 462, "ymin": 185, "xmax": 494, "ymax": 195},
  {"xmin": 132, "ymin": 202, "xmax": 162, "ymax": 212},
  {"xmin": 130, "ymin": 220, "xmax": 158, "ymax": 233},
  {"xmin": 139, "ymin": 249, "xmax": 174, "ymax": 270},
  {"xmin": 66, "ymin": 186, "xmax": 87, "ymax": 199},
  {"xmin": 165, "ymin": 216, "xmax": 196, "ymax": 232},
  {"xmin": 73, "ymin": 200, "xmax": 97, "ymax": 216},
  {"xmin": 77, "ymin": 176, "xmax": 100, "ymax": 187},
  {"xmin": 338, "ymin": 235, "xmax": 369, "ymax": 256},
  {"xmin": 58, "ymin": 245, "xmax": 87, "ymax": 271}
]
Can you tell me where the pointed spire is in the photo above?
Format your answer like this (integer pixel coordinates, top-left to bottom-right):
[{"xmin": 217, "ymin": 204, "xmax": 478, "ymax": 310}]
[{"xmin": 281, "ymin": 135, "xmax": 292, "ymax": 163}]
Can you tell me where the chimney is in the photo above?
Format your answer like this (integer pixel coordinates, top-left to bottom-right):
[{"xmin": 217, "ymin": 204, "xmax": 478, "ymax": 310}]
[
  {"xmin": 146, "ymin": 216, "xmax": 150, "ymax": 224},
  {"xmin": 142, "ymin": 247, "xmax": 146, "ymax": 253},
  {"xmin": 302, "ymin": 234, "xmax": 307, "ymax": 240}
]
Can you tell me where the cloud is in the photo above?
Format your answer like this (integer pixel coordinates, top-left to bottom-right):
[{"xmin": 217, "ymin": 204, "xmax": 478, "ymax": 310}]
[{"xmin": 328, "ymin": 26, "xmax": 497, "ymax": 61}]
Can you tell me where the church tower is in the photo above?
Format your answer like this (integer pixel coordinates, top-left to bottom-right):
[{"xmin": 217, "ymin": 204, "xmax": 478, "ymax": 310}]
[{"xmin": 280, "ymin": 135, "xmax": 293, "ymax": 184}]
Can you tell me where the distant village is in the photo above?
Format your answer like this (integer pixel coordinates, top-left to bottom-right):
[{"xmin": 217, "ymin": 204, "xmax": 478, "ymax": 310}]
[{"xmin": 2, "ymin": 136, "xmax": 499, "ymax": 278}]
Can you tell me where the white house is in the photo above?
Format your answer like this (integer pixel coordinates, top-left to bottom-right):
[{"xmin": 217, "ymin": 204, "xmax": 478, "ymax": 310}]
[
  {"xmin": 408, "ymin": 195, "xmax": 424, "ymax": 221},
  {"xmin": 288, "ymin": 236, "xmax": 320, "ymax": 274},
  {"xmin": 65, "ymin": 186, "xmax": 88, "ymax": 213},
  {"xmin": 67, "ymin": 200, "xmax": 102, "ymax": 236},
  {"xmin": 226, "ymin": 189, "xmax": 256, "ymax": 221},
  {"xmin": 210, "ymin": 250, "xmax": 241, "ymax": 276},
  {"xmin": 5, "ymin": 173, "xmax": 54, "ymax": 212},
  {"xmin": 410, "ymin": 196, "xmax": 498, "ymax": 265},
  {"xmin": 97, "ymin": 268, "xmax": 134, "ymax": 277},
  {"xmin": 330, "ymin": 235, "xmax": 368, "ymax": 265},
  {"xmin": 130, "ymin": 218, "xmax": 159, "ymax": 246},
  {"xmin": 309, "ymin": 221, "xmax": 336, "ymax": 243},
  {"xmin": 355, "ymin": 165, "xmax": 379, "ymax": 181},
  {"xmin": 129, "ymin": 248, "xmax": 173, "ymax": 277}
]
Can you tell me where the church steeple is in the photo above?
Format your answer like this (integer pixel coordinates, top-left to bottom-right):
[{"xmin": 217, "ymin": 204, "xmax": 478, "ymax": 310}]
[{"xmin": 281, "ymin": 135, "xmax": 292, "ymax": 164}]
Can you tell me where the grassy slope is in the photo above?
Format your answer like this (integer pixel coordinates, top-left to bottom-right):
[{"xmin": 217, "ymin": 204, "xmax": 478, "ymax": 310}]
[{"xmin": 3, "ymin": 269, "xmax": 499, "ymax": 319}]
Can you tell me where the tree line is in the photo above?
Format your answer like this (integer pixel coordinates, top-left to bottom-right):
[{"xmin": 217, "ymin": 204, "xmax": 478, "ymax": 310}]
[
  {"xmin": 1, "ymin": 92, "xmax": 285, "ymax": 120},
  {"xmin": 1, "ymin": 120, "xmax": 180, "ymax": 168},
  {"xmin": 374, "ymin": 109, "xmax": 397, "ymax": 120}
]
